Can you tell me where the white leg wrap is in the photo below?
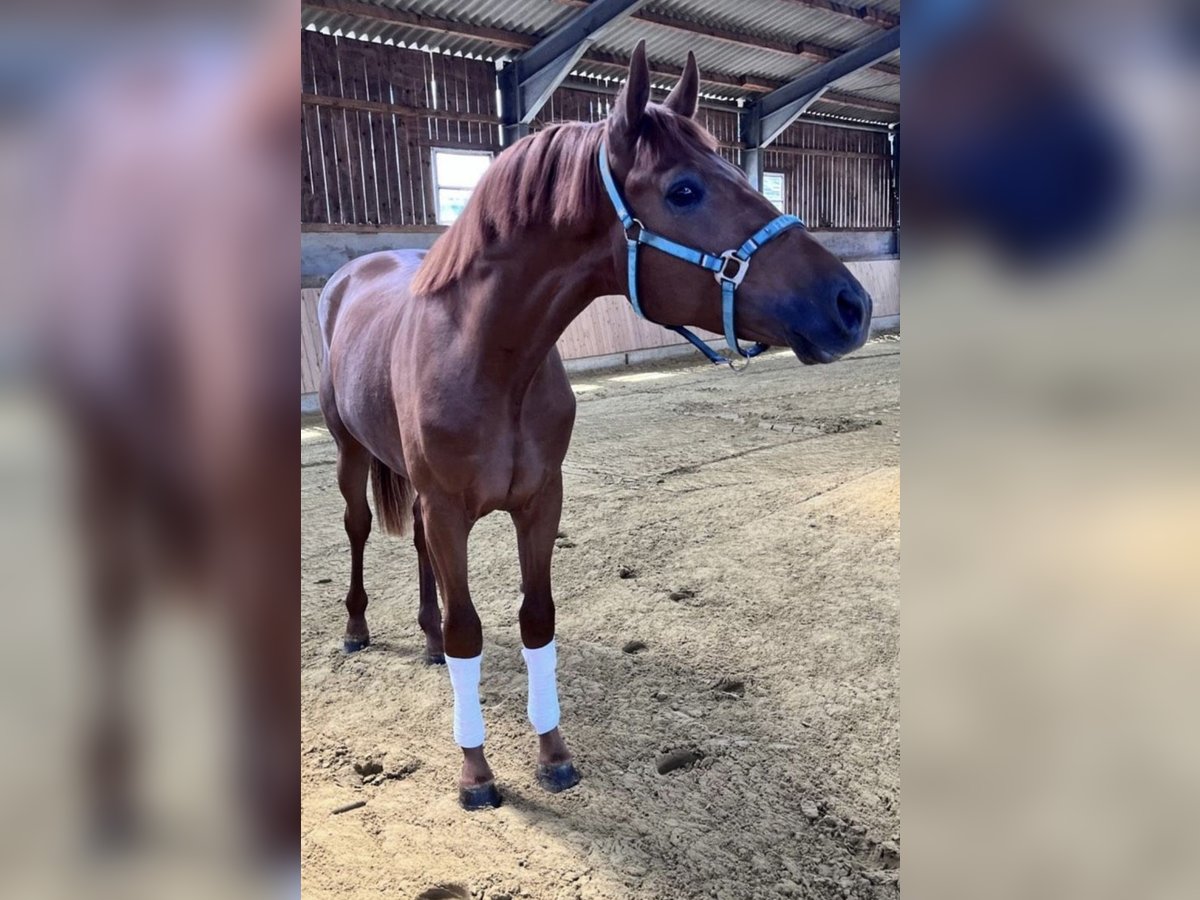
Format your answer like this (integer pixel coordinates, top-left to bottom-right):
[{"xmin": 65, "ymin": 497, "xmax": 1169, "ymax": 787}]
[
  {"xmin": 445, "ymin": 653, "xmax": 485, "ymax": 749},
  {"xmin": 522, "ymin": 639, "xmax": 561, "ymax": 735}
]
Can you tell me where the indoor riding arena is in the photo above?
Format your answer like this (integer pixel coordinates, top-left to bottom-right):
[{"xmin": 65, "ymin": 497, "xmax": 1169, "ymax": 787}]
[{"xmin": 299, "ymin": 3, "xmax": 900, "ymax": 899}]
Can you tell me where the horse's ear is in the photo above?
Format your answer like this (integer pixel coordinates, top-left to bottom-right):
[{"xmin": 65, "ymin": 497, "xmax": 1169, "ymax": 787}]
[
  {"xmin": 663, "ymin": 52, "xmax": 699, "ymax": 119},
  {"xmin": 609, "ymin": 40, "xmax": 650, "ymax": 161}
]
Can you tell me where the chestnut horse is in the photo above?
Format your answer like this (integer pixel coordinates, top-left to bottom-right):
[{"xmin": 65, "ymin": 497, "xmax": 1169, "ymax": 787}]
[{"xmin": 319, "ymin": 43, "xmax": 872, "ymax": 809}]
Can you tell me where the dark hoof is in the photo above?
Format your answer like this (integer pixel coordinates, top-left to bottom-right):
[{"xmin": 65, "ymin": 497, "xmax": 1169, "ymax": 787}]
[
  {"xmin": 343, "ymin": 636, "xmax": 370, "ymax": 653},
  {"xmin": 458, "ymin": 781, "xmax": 502, "ymax": 811},
  {"xmin": 536, "ymin": 761, "xmax": 582, "ymax": 794},
  {"xmin": 425, "ymin": 652, "xmax": 446, "ymax": 666}
]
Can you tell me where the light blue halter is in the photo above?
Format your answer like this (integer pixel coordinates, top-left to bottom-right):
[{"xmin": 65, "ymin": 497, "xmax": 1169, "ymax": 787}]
[{"xmin": 598, "ymin": 142, "xmax": 806, "ymax": 368}]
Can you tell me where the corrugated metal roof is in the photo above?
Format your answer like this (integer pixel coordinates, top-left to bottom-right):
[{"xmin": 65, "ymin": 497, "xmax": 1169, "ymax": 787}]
[
  {"xmin": 369, "ymin": 0, "xmax": 570, "ymax": 35},
  {"xmin": 649, "ymin": 0, "xmax": 882, "ymax": 51},
  {"xmin": 830, "ymin": 66, "xmax": 899, "ymax": 101},
  {"xmin": 593, "ymin": 19, "xmax": 834, "ymax": 81},
  {"xmin": 301, "ymin": 0, "xmax": 900, "ymax": 124}
]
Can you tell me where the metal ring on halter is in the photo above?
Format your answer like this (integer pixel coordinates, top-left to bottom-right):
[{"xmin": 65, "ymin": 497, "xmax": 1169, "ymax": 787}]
[
  {"xmin": 725, "ymin": 354, "xmax": 751, "ymax": 373},
  {"xmin": 625, "ymin": 218, "xmax": 645, "ymax": 242},
  {"xmin": 714, "ymin": 251, "xmax": 749, "ymax": 288}
]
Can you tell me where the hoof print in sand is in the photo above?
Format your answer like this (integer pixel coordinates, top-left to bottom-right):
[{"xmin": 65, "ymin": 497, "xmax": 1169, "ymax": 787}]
[
  {"xmin": 713, "ymin": 677, "xmax": 745, "ymax": 697},
  {"xmin": 656, "ymin": 748, "xmax": 703, "ymax": 775},
  {"xmin": 416, "ymin": 885, "xmax": 470, "ymax": 900},
  {"xmin": 353, "ymin": 759, "xmax": 383, "ymax": 778}
]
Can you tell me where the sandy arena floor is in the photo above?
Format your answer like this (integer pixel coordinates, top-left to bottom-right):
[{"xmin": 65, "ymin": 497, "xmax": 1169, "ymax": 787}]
[{"xmin": 301, "ymin": 339, "xmax": 900, "ymax": 900}]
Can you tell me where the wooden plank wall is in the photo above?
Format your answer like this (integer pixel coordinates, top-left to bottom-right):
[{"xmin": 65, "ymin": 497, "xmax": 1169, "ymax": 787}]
[
  {"xmin": 557, "ymin": 295, "xmax": 720, "ymax": 360},
  {"xmin": 763, "ymin": 123, "xmax": 892, "ymax": 229},
  {"xmin": 301, "ymin": 32, "xmax": 500, "ymax": 228},
  {"xmin": 301, "ymin": 288, "xmax": 323, "ymax": 395}
]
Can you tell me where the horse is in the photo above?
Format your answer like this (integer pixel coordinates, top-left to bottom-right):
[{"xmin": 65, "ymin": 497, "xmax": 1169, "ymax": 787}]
[
  {"xmin": 318, "ymin": 42, "xmax": 873, "ymax": 810},
  {"xmin": 39, "ymin": 20, "xmax": 298, "ymax": 865}
]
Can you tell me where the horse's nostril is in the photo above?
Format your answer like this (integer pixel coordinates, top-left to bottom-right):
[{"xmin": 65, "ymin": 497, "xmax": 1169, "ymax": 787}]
[{"xmin": 836, "ymin": 288, "xmax": 866, "ymax": 335}]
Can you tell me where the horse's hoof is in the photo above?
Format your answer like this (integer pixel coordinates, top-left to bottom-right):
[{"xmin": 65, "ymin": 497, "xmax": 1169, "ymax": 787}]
[
  {"xmin": 458, "ymin": 781, "xmax": 502, "ymax": 811},
  {"xmin": 425, "ymin": 652, "xmax": 446, "ymax": 666},
  {"xmin": 343, "ymin": 636, "xmax": 370, "ymax": 653},
  {"xmin": 536, "ymin": 762, "xmax": 582, "ymax": 794}
]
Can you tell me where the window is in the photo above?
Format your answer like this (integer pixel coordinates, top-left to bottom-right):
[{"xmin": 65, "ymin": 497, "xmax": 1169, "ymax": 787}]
[
  {"xmin": 762, "ymin": 172, "xmax": 786, "ymax": 213},
  {"xmin": 432, "ymin": 149, "xmax": 493, "ymax": 225}
]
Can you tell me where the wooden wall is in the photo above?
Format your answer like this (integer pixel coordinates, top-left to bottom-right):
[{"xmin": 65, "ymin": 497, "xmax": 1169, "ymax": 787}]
[
  {"xmin": 301, "ymin": 288, "xmax": 322, "ymax": 396},
  {"xmin": 301, "ymin": 32, "xmax": 500, "ymax": 229},
  {"xmin": 763, "ymin": 122, "xmax": 894, "ymax": 229}
]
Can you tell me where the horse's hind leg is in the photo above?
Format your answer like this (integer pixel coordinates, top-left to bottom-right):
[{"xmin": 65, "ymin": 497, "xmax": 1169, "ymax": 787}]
[
  {"xmin": 512, "ymin": 470, "xmax": 580, "ymax": 793},
  {"xmin": 412, "ymin": 496, "xmax": 445, "ymax": 665},
  {"xmin": 333, "ymin": 436, "xmax": 373, "ymax": 653}
]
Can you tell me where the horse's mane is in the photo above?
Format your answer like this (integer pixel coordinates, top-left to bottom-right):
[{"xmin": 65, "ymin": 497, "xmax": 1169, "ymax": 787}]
[{"xmin": 411, "ymin": 107, "xmax": 719, "ymax": 296}]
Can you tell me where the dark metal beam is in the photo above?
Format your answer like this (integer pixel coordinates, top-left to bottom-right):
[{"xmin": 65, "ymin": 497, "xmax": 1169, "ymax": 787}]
[
  {"xmin": 742, "ymin": 26, "xmax": 899, "ymax": 187},
  {"xmin": 551, "ymin": 0, "xmax": 901, "ymax": 77},
  {"xmin": 500, "ymin": 0, "xmax": 648, "ymax": 143},
  {"xmin": 755, "ymin": 25, "xmax": 900, "ymax": 145},
  {"xmin": 518, "ymin": 0, "xmax": 647, "ymax": 76},
  {"xmin": 741, "ymin": 105, "xmax": 765, "ymax": 191}
]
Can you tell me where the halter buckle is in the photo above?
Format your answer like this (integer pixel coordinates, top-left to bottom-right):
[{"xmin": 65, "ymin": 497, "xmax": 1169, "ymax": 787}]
[
  {"xmin": 714, "ymin": 251, "xmax": 749, "ymax": 287},
  {"xmin": 624, "ymin": 218, "xmax": 645, "ymax": 242}
]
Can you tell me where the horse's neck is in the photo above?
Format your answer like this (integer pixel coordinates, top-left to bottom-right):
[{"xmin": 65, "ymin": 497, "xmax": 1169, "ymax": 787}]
[{"xmin": 453, "ymin": 230, "xmax": 617, "ymax": 387}]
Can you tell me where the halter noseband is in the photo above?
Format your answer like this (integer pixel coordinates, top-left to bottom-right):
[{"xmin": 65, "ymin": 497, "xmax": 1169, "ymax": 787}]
[{"xmin": 598, "ymin": 142, "xmax": 805, "ymax": 369}]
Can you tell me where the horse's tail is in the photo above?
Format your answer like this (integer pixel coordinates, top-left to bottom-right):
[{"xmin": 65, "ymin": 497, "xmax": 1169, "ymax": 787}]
[{"xmin": 370, "ymin": 457, "xmax": 413, "ymax": 536}]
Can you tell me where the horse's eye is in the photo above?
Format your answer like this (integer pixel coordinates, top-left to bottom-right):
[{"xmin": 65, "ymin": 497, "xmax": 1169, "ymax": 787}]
[{"xmin": 666, "ymin": 181, "xmax": 703, "ymax": 208}]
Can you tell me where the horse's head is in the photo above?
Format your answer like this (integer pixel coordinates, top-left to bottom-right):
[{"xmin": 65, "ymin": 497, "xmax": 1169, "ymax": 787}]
[{"xmin": 603, "ymin": 43, "xmax": 872, "ymax": 365}]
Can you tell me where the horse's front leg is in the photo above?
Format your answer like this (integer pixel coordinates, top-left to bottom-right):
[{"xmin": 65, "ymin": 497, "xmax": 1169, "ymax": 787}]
[
  {"xmin": 512, "ymin": 470, "xmax": 581, "ymax": 793},
  {"xmin": 419, "ymin": 493, "xmax": 500, "ymax": 809}
]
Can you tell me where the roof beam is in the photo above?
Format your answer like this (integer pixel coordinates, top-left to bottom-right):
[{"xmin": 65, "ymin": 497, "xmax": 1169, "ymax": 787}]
[
  {"xmin": 516, "ymin": 0, "xmax": 648, "ymax": 77},
  {"xmin": 551, "ymin": 0, "xmax": 900, "ymax": 77},
  {"xmin": 581, "ymin": 49, "xmax": 778, "ymax": 92},
  {"xmin": 780, "ymin": 1, "xmax": 900, "ymax": 29},
  {"xmin": 302, "ymin": 1, "xmax": 897, "ymax": 108},
  {"xmin": 754, "ymin": 25, "xmax": 900, "ymax": 145},
  {"xmin": 819, "ymin": 89, "xmax": 900, "ymax": 115},
  {"xmin": 741, "ymin": 25, "xmax": 899, "ymax": 188},
  {"xmin": 501, "ymin": 0, "xmax": 648, "ymax": 141}
]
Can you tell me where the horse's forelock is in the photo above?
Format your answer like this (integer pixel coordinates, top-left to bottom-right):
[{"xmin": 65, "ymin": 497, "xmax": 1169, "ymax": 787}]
[{"xmin": 636, "ymin": 105, "xmax": 719, "ymax": 169}]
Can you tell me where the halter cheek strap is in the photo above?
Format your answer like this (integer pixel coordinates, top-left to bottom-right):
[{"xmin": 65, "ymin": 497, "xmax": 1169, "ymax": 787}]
[{"xmin": 598, "ymin": 142, "xmax": 805, "ymax": 369}]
